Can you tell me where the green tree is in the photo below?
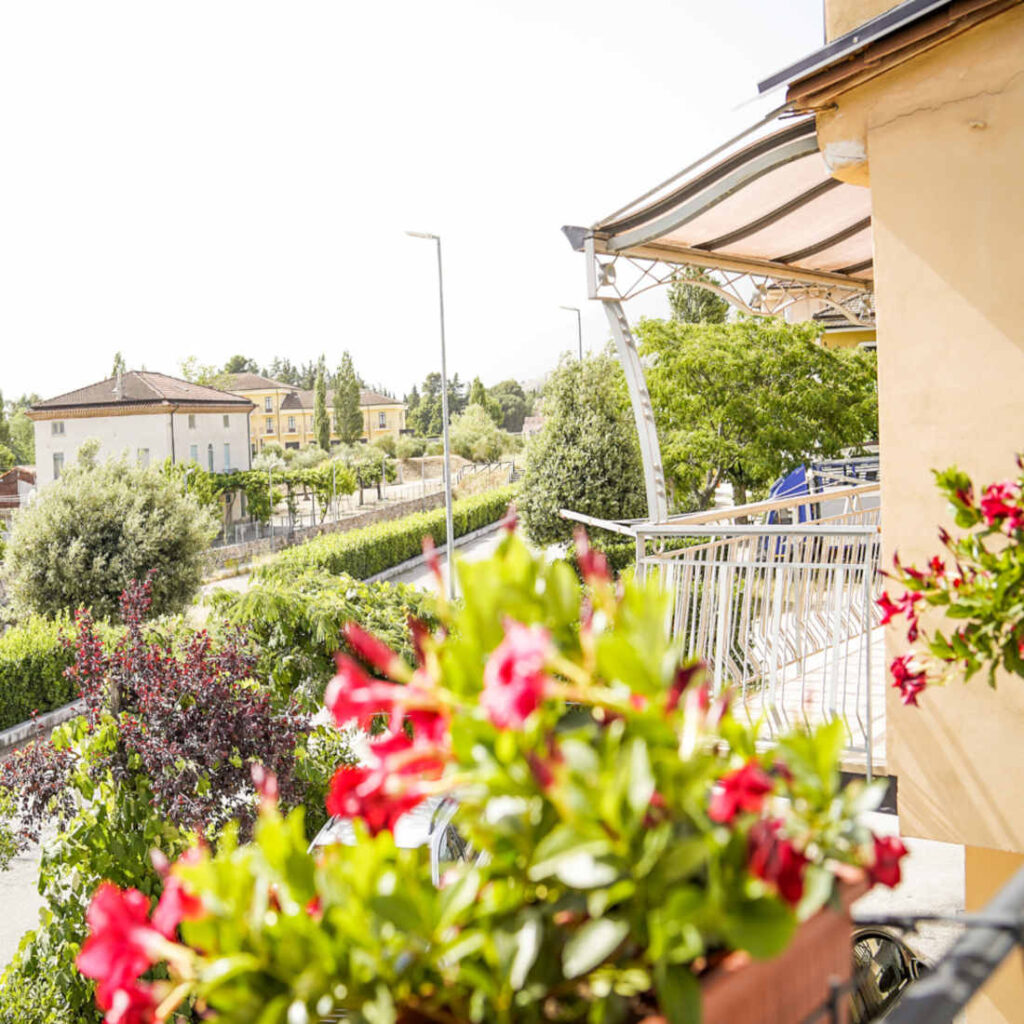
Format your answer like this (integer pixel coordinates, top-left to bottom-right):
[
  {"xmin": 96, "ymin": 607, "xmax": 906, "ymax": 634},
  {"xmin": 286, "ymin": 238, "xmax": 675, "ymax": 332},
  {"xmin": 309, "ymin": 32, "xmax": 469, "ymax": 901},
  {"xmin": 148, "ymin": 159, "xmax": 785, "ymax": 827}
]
[
  {"xmin": 0, "ymin": 391, "xmax": 11, "ymax": 451},
  {"xmin": 449, "ymin": 404, "xmax": 506, "ymax": 463},
  {"xmin": 468, "ymin": 377, "xmax": 503, "ymax": 426},
  {"xmin": 7, "ymin": 394, "xmax": 37, "ymax": 465},
  {"xmin": 111, "ymin": 351, "xmax": 127, "ymax": 377},
  {"xmin": 489, "ymin": 379, "xmax": 528, "ymax": 433},
  {"xmin": 0, "ymin": 443, "xmax": 14, "ymax": 474},
  {"xmin": 313, "ymin": 369, "xmax": 330, "ymax": 450},
  {"xmin": 667, "ymin": 266, "xmax": 730, "ymax": 324},
  {"xmin": 224, "ymin": 354, "xmax": 260, "ymax": 374},
  {"xmin": 407, "ymin": 373, "xmax": 467, "ymax": 437},
  {"xmin": 519, "ymin": 353, "xmax": 646, "ymax": 543},
  {"xmin": 266, "ymin": 357, "xmax": 301, "ymax": 386},
  {"xmin": 333, "ymin": 351, "xmax": 364, "ymax": 444},
  {"xmin": 3, "ymin": 448, "xmax": 219, "ymax": 619},
  {"xmin": 638, "ymin": 317, "xmax": 878, "ymax": 510},
  {"xmin": 179, "ymin": 356, "xmax": 231, "ymax": 391}
]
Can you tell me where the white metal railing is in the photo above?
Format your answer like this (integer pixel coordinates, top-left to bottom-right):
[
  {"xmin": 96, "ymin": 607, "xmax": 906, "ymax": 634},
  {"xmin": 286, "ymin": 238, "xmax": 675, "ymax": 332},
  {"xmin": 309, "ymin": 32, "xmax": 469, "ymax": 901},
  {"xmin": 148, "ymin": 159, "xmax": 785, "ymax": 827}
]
[{"xmin": 633, "ymin": 486, "xmax": 882, "ymax": 775}]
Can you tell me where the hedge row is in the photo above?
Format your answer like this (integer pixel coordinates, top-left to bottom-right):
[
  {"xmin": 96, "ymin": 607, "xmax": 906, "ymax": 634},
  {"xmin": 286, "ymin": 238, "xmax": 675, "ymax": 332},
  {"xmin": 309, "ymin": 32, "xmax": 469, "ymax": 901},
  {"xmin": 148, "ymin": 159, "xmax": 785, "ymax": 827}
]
[
  {"xmin": 0, "ymin": 615, "xmax": 78, "ymax": 732},
  {"xmin": 258, "ymin": 486, "xmax": 518, "ymax": 583}
]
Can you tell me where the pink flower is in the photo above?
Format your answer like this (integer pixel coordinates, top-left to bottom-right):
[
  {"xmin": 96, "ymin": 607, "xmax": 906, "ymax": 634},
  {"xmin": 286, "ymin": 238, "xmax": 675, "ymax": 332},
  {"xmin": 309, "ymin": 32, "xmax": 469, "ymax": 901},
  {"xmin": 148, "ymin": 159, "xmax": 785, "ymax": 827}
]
[
  {"xmin": 748, "ymin": 819, "xmax": 808, "ymax": 905},
  {"xmin": 151, "ymin": 848, "xmax": 205, "ymax": 940},
  {"xmin": 100, "ymin": 982, "xmax": 159, "ymax": 1024},
  {"xmin": 325, "ymin": 655, "xmax": 405, "ymax": 731},
  {"xmin": 481, "ymin": 621, "xmax": 552, "ymax": 730},
  {"xmin": 77, "ymin": 884, "xmax": 165, "ymax": 1006},
  {"xmin": 980, "ymin": 482, "xmax": 1024, "ymax": 531},
  {"xmin": 344, "ymin": 622, "xmax": 410, "ymax": 681},
  {"xmin": 869, "ymin": 834, "xmax": 908, "ymax": 889},
  {"xmin": 500, "ymin": 503, "xmax": 519, "ymax": 533},
  {"xmin": 890, "ymin": 655, "xmax": 927, "ymax": 706},
  {"xmin": 877, "ymin": 592, "xmax": 901, "ymax": 625},
  {"xmin": 326, "ymin": 730, "xmax": 446, "ymax": 835},
  {"xmin": 574, "ymin": 528, "xmax": 610, "ymax": 585},
  {"xmin": 709, "ymin": 761, "xmax": 773, "ymax": 824}
]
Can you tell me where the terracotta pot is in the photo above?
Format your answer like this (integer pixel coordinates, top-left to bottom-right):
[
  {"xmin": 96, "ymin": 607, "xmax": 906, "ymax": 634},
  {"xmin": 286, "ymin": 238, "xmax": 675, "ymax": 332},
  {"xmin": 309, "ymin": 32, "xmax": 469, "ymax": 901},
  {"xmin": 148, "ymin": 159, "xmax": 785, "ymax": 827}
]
[{"xmin": 700, "ymin": 873, "xmax": 868, "ymax": 1024}]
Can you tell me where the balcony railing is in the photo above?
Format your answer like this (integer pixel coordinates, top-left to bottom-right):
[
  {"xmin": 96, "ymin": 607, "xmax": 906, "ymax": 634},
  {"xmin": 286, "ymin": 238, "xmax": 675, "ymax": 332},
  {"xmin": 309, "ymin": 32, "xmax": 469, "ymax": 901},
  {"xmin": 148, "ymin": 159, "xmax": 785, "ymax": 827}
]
[{"xmin": 564, "ymin": 483, "xmax": 883, "ymax": 776}]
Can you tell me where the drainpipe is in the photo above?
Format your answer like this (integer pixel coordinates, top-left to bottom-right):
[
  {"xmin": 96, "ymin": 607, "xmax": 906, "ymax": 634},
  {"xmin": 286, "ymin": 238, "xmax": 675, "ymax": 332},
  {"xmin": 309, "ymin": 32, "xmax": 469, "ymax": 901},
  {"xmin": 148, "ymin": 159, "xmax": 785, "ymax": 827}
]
[{"xmin": 169, "ymin": 404, "xmax": 179, "ymax": 464}]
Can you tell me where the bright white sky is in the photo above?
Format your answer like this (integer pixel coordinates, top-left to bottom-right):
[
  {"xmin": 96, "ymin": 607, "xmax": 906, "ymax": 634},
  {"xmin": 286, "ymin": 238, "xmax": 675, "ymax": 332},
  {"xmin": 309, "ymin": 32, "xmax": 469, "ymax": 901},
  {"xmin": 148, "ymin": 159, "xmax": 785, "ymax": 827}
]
[{"xmin": 0, "ymin": 1, "xmax": 823, "ymax": 402}]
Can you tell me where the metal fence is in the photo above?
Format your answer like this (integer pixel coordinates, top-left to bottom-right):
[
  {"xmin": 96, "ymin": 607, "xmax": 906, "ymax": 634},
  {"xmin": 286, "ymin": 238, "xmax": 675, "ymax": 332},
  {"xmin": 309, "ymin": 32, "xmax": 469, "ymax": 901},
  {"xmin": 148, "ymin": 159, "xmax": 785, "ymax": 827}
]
[{"xmin": 633, "ymin": 485, "xmax": 882, "ymax": 775}]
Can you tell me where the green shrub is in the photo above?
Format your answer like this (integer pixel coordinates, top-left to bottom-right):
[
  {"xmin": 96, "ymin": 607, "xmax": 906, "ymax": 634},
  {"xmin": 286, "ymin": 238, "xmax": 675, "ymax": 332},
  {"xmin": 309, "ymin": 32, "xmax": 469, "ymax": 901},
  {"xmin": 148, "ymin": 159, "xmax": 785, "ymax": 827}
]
[
  {"xmin": 0, "ymin": 615, "xmax": 77, "ymax": 730},
  {"xmin": 4, "ymin": 454, "xmax": 219, "ymax": 620},
  {"xmin": 258, "ymin": 486, "xmax": 517, "ymax": 582},
  {"xmin": 209, "ymin": 570, "xmax": 438, "ymax": 705}
]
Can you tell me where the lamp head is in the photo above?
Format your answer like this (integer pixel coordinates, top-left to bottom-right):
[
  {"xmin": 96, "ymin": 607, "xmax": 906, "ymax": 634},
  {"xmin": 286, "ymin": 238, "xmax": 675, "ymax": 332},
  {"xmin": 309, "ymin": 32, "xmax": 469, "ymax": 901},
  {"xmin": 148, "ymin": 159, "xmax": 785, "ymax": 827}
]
[{"xmin": 406, "ymin": 231, "xmax": 438, "ymax": 241}]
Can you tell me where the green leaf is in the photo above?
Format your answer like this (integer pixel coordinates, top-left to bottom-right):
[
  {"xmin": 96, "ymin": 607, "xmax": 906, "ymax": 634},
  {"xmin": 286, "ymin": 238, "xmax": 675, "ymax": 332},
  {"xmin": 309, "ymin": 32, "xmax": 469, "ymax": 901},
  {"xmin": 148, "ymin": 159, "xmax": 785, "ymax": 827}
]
[
  {"xmin": 509, "ymin": 914, "xmax": 542, "ymax": 989},
  {"xmin": 553, "ymin": 850, "xmax": 619, "ymax": 889},
  {"xmin": 562, "ymin": 917, "xmax": 630, "ymax": 978},
  {"xmin": 654, "ymin": 962, "xmax": 701, "ymax": 1024},
  {"xmin": 721, "ymin": 897, "xmax": 796, "ymax": 960},
  {"xmin": 626, "ymin": 738, "xmax": 656, "ymax": 815}
]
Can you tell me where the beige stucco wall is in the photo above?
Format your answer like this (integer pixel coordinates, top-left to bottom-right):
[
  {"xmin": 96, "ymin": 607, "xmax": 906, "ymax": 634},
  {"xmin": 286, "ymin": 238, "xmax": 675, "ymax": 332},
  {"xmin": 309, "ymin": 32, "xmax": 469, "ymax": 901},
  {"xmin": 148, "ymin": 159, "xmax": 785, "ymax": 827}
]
[
  {"xmin": 819, "ymin": 8, "xmax": 1024, "ymax": 852},
  {"xmin": 824, "ymin": 0, "xmax": 902, "ymax": 41}
]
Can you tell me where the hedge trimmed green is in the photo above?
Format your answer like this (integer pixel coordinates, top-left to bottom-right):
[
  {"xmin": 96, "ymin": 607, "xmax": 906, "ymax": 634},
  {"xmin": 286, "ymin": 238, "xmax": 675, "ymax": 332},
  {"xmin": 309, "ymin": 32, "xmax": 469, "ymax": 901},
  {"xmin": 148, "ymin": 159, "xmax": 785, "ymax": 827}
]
[
  {"xmin": 0, "ymin": 615, "xmax": 77, "ymax": 731},
  {"xmin": 258, "ymin": 485, "xmax": 517, "ymax": 583}
]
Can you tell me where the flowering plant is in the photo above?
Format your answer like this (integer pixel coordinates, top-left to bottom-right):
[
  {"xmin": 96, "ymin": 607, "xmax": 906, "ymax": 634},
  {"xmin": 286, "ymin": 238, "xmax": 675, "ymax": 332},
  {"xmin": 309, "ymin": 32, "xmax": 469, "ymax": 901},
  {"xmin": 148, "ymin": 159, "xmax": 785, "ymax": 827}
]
[
  {"xmin": 881, "ymin": 460, "xmax": 1024, "ymax": 705},
  {"xmin": 77, "ymin": 524, "xmax": 903, "ymax": 1024}
]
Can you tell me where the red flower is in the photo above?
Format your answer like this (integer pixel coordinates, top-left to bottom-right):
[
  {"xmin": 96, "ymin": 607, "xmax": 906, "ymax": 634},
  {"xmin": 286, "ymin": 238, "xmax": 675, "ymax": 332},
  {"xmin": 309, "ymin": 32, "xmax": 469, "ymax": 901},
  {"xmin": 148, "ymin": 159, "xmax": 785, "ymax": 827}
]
[
  {"xmin": 929, "ymin": 556, "xmax": 946, "ymax": 578},
  {"xmin": 574, "ymin": 528, "xmax": 610, "ymax": 586},
  {"xmin": 344, "ymin": 622, "xmax": 410, "ymax": 681},
  {"xmin": 980, "ymin": 482, "xmax": 1022, "ymax": 528},
  {"xmin": 500, "ymin": 503, "xmax": 519, "ymax": 533},
  {"xmin": 326, "ymin": 730, "xmax": 446, "ymax": 835},
  {"xmin": 77, "ymin": 884, "xmax": 165, "ymax": 1002},
  {"xmin": 748, "ymin": 819, "xmax": 808, "ymax": 905},
  {"xmin": 151, "ymin": 849, "xmax": 205, "ymax": 940},
  {"xmin": 877, "ymin": 592, "xmax": 901, "ymax": 625},
  {"xmin": 869, "ymin": 834, "xmax": 908, "ymax": 889},
  {"xmin": 481, "ymin": 621, "xmax": 552, "ymax": 730},
  {"xmin": 325, "ymin": 655, "xmax": 404, "ymax": 731},
  {"xmin": 890, "ymin": 655, "xmax": 927, "ymax": 707},
  {"xmin": 407, "ymin": 616, "xmax": 432, "ymax": 665},
  {"xmin": 667, "ymin": 662, "xmax": 703, "ymax": 712},
  {"xmin": 709, "ymin": 761, "xmax": 773, "ymax": 824},
  {"xmin": 99, "ymin": 981, "xmax": 159, "ymax": 1023},
  {"xmin": 422, "ymin": 535, "xmax": 444, "ymax": 590}
]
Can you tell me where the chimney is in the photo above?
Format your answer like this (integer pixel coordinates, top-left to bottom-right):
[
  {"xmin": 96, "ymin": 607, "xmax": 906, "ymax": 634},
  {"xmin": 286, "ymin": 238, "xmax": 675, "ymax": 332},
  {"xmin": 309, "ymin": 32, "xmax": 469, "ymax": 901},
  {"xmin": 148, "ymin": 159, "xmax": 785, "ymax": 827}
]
[{"xmin": 114, "ymin": 370, "xmax": 124, "ymax": 401}]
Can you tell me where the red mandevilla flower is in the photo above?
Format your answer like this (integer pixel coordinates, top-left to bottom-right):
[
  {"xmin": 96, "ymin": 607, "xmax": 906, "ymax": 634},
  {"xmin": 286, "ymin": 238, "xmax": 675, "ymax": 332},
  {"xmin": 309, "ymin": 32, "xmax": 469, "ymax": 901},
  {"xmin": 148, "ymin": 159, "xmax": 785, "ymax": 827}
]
[
  {"xmin": 99, "ymin": 981, "xmax": 159, "ymax": 1024},
  {"xmin": 574, "ymin": 527, "xmax": 610, "ymax": 586},
  {"xmin": 748, "ymin": 818, "xmax": 808, "ymax": 906},
  {"xmin": 709, "ymin": 760, "xmax": 774, "ymax": 824},
  {"xmin": 77, "ymin": 884, "xmax": 166, "ymax": 1009},
  {"xmin": 480, "ymin": 620, "xmax": 553, "ymax": 730},
  {"xmin": 151, "ymin": 848, "xmax": 206, "ymax": 940},
  {"xmin": 980, "ymin": 482, "xmax": 1023, "ymax": 530},
  {"xmin": 325, "ymin": 655, "xmax": 405, "ymax": 731},
  {"xmin": 890, "ymin": 655, "xmax": 927, "ymax": 707},
  {"xmin": 876, "ymin": 592, "xmax": 901, "ymax": 625},
  {"xmin": 667, "ymin": 662, "xmax": 703, "ymax": 712},
  {"xmin": 869, "ymin": 834, "xmax": 908, "ymax": 889},
  {"xmin": 326, "ymin": 730, "xmax": 446, "ymax": 835},
  {"xmin": 343, "ymin": 622, "xmax": 410, "ymax": 681}
]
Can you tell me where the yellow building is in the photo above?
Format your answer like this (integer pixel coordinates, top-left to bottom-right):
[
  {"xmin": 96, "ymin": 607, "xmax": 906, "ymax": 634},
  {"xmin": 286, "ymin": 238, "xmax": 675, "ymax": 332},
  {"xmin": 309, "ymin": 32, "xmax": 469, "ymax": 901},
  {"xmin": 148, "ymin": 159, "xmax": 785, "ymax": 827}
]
[{"xmin": 224, "ymin": 373, "xmax": 406, "ymax": 452}]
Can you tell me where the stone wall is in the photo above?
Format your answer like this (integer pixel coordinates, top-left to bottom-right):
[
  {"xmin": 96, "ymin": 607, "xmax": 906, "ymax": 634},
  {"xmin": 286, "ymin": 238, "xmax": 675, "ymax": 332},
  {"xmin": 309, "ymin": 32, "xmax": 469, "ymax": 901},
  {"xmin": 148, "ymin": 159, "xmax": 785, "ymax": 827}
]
[{"xmin": 206, "ymin": 491, "xmax": 446, "ymax": 575}]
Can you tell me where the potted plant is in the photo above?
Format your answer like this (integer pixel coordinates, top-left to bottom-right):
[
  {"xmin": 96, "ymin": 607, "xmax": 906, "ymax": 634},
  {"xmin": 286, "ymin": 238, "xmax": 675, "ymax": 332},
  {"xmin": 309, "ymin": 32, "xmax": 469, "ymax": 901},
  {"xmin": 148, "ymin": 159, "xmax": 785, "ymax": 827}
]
[{"xmin": 75, "ymin": 523, "xmax": 906, "ymax": 1024}]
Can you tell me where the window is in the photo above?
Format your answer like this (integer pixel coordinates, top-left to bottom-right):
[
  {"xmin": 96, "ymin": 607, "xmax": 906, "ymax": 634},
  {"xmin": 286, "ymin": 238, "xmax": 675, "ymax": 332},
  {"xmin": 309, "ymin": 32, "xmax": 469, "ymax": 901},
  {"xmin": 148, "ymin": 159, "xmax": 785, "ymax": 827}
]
[
  {"xmin": 188, "ymin": 414, "xmax": 196, "ymax": 429},
  {"xmin": 137, "ymin": 448, "xmax": 150, "ymax": 468},
  {"xmin": 51, "ymin": 421, "xmax": 65, "ymax": 436},
  {"xmin": 223, "ymin": 414, "xmax": 230, "ymax": 428},
  {"xmin": 189, "ymin": 444, "xmax": 199, "ymax": 463},
  {"xmin": 52, "ymin": 452, "xmax": 64, "ymax": 479},
  {"xmin": 207, "ymin": 444, "xmax": 214, "ymax": 472},
  {"xmin": 223, "ymin": 443, "xmax": 231, "ymax": 471},
  {"xmin": 287, "ymin": 416, "xmax": 296, "ymax": 432},
  {"xmin": 264, "ymin": 397, "xmax": 273, "ymax": 412},
  {"xmin": 378, "ymin": 412, "xmax": 387, "ymax": 428},
  {"xmin": 265, "ymin": 417, "xmax": 274, "ymax": 434}
]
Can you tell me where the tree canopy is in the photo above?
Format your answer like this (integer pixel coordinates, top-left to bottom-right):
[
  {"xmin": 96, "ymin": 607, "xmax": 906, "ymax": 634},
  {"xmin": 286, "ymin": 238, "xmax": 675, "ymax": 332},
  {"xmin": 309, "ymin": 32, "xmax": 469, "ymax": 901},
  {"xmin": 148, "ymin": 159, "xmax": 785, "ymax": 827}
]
[
  {"xmin": 3, "ymin": 449, "xmax": 219, "ymax": 619},
  {"xmin": 637, "ymin": 317, "xmax": 878, "ymax": 510},
  {"xmin": 224, "ymin": 354, "xmax": 260, "ymax": 374},
  {"xmin": 519, "ymin": 353, "xmax": 646, "ymax": 543},
  {"xmin": 333, "ymin": 352, "xmax": 364, "ymax": 444},
  {"xmin": 406, "ymin": 372, "xmax": 467, "ymax": 437},
  {"xmin": 489, "ymin": 379, "xmax": 528, "ymax": 433},
  {"xmin": 313, "ymin": 368, "xmax": 330, "ymax": 450},
  {"xmin": 667, "ymin": 266, "xmax": 730, "ymax": 324}
]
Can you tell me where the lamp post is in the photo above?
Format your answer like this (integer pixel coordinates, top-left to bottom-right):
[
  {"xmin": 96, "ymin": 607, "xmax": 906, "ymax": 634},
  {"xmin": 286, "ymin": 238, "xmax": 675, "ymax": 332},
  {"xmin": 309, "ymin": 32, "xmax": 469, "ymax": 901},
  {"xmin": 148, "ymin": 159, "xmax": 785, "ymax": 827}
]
[
  {"xmin": 559, "ymin": 305, "xmax": 583, "ymax": 361},
  {"xmin": 406, "ymin": 230, "xmax": 456, "ymax": 601}
]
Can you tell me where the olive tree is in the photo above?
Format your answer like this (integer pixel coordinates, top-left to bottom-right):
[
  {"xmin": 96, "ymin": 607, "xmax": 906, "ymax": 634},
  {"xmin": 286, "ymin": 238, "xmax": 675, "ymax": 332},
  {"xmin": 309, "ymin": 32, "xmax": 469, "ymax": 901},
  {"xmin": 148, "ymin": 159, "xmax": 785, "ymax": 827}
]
[
  {"xmin": 519, "ymin": 353, "xmax": 646, "ymax": 543},
  {"xmin": 3, "ymin": 449, "xmax": 219, "ymax": 620}
]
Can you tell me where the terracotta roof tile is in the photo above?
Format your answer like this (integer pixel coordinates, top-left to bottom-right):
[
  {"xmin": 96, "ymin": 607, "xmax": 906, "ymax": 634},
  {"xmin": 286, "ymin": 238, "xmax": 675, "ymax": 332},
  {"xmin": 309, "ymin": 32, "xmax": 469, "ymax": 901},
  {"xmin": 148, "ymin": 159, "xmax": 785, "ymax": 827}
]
[{"xmin": 31, "ymin": 371, "xmax": 253, "ymax": 411}]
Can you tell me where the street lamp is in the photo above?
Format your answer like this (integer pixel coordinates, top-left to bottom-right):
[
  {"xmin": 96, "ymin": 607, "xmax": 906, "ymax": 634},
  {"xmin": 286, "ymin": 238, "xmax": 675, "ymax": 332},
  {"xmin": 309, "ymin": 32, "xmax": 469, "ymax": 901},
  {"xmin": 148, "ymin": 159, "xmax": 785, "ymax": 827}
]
[
  {"xmin": 559, "ymin": 305, "xmax": 583, "ymax": 361},
  {"xmin": 406, "ymin": 230, "xmax": 456, "ymax": 601}
]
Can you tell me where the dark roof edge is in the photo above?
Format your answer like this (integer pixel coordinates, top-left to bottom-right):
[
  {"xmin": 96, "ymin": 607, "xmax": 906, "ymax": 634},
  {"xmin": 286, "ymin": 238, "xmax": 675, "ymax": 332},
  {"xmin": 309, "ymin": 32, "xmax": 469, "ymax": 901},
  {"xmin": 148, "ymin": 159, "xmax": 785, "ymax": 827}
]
[
  {"xmin": 30, "ymin": 397, "xmax": 253, "ymax": 413},
  {"xmin": 758, "ymin": 0, "xmax": 952, "ymax": 94}
]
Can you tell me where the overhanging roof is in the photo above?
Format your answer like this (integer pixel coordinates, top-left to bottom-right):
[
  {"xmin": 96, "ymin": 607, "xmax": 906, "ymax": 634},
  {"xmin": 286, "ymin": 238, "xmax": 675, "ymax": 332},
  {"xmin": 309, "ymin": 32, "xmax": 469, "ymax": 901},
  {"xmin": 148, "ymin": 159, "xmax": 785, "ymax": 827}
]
[{"xmin": 568, "ymin": 116, "xmax": 872, "ymax": 291}]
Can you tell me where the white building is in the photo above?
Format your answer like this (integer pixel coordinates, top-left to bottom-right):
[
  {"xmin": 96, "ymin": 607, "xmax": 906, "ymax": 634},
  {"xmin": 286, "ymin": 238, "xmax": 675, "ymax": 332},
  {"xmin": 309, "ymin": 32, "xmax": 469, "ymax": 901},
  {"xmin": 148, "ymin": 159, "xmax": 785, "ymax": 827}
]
[{"xmin": 27, "ymin": 371, "xmax": 254, "ymax": 487}]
